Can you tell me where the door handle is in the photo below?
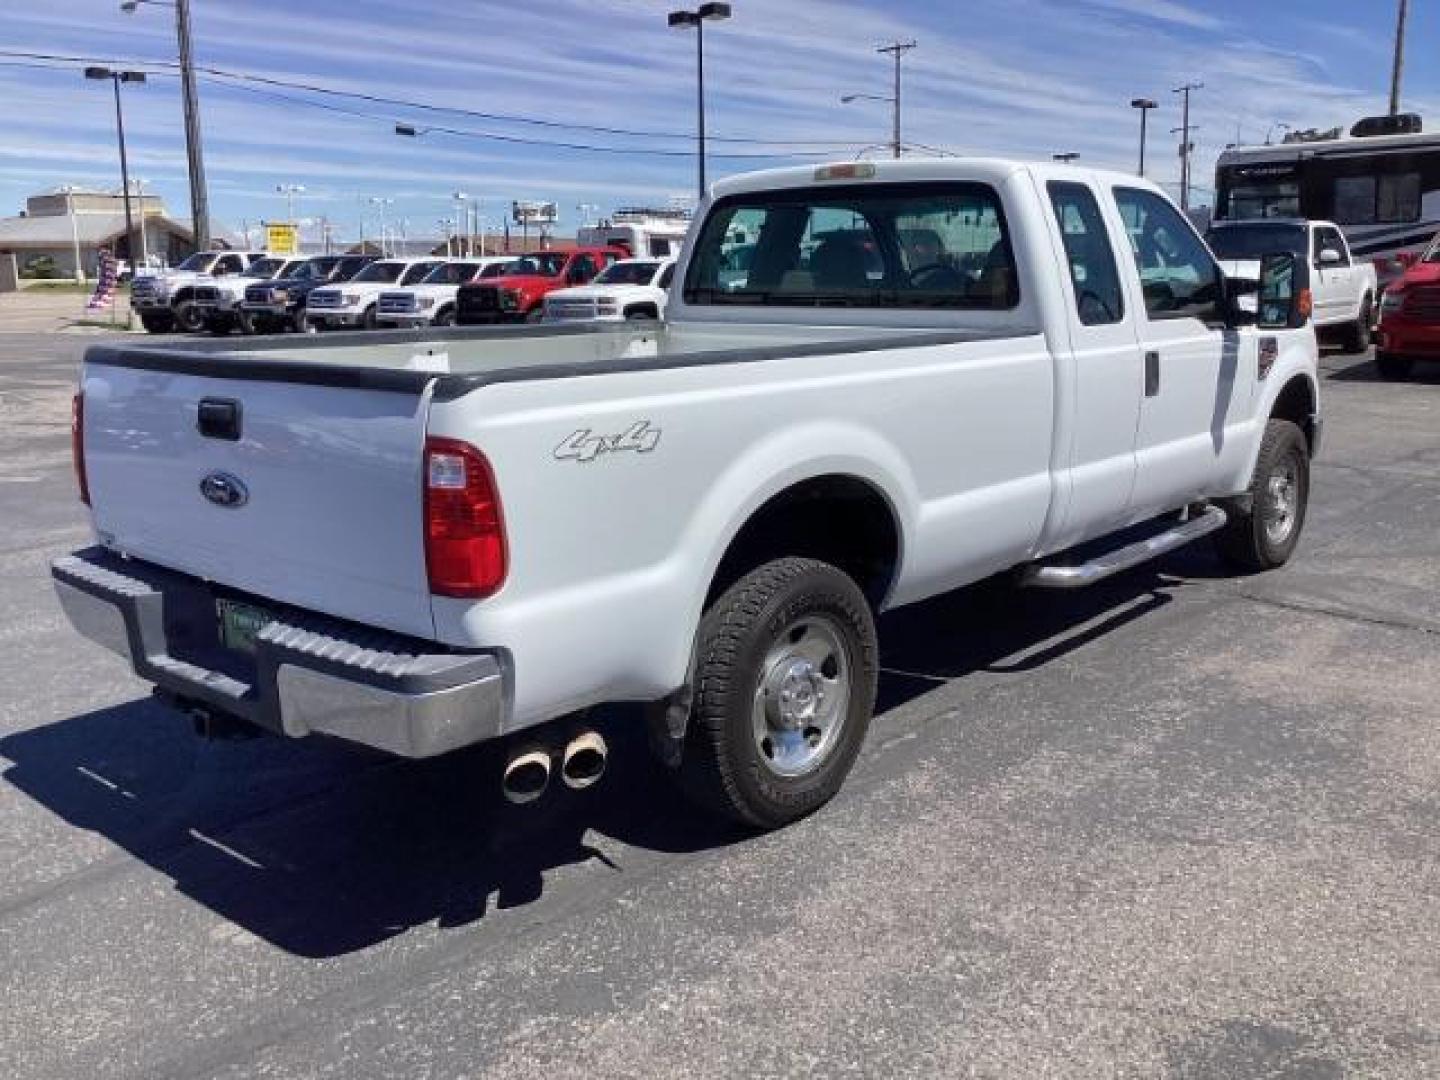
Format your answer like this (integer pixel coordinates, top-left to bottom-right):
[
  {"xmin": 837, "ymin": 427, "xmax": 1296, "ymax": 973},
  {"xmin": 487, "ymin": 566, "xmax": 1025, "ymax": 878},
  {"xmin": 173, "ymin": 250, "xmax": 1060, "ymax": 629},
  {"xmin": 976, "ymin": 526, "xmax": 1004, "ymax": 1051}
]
[{"xmin": 1144, "ymin": 351, "xmax": 1161, "ymax": 397}]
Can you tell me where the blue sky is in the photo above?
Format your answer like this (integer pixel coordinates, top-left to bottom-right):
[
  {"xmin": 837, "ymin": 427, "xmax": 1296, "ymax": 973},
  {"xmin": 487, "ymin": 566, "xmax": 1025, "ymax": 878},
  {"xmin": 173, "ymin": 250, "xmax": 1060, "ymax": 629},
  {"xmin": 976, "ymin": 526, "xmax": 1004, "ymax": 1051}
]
[{"xmin": 2, "ymin": 0, "xmax": 1435, "ymax": 245}]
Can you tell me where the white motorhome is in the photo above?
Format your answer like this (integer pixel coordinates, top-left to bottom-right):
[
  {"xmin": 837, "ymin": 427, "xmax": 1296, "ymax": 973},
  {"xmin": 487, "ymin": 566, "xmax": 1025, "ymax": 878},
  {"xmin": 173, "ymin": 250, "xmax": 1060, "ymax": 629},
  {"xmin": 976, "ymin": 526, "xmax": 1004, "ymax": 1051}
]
[{"xmin": 577, "ymin": 207, "xmax": 692, "ymax": 259}]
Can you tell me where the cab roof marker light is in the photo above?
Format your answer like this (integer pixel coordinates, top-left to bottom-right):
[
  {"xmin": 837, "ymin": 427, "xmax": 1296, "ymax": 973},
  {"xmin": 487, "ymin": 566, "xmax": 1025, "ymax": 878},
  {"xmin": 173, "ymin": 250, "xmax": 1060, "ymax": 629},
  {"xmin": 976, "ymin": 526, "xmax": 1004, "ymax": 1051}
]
[{"xmin": 814, "ymin": 163, "xmax": 877, "ymax": 182}]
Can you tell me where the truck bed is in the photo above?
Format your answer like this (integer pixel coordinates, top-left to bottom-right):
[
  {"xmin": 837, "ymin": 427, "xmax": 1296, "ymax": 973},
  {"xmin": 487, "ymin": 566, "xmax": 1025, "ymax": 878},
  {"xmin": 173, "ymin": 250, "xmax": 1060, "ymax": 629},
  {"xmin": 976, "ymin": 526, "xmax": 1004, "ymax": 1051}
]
[{"xmin": 84, "ymin": 320, "xmax": 1031, "ymax": 397}]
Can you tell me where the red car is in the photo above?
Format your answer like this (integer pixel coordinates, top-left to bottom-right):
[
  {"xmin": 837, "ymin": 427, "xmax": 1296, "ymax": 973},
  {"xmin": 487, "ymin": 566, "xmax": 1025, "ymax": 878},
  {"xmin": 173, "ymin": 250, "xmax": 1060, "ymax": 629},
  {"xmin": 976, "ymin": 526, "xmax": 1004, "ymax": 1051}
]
[
  {"xmin": 1376, "ymin": 236, "xmax": 1440, "ymax": 379},
  {"xmin": 455, "ymin": 247, "xmax": 626, "ymax": 324}
]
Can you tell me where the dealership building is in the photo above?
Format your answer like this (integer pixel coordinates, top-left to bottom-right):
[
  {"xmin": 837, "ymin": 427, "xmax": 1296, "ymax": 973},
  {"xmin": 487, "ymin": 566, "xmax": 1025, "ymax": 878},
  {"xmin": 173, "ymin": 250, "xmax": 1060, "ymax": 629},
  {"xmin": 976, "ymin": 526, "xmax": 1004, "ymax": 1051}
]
[{"xmin": 0, "ymin": 187, "xmax": 193, "ymax": 279}]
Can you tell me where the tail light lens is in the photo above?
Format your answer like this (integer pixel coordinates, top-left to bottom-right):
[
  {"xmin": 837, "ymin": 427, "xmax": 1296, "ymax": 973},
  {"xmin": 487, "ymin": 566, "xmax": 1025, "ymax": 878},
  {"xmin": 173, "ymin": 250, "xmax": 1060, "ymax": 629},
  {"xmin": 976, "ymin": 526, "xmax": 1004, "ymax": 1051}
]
[
  {"xmin": 424, "ymin": 437, "xmax": 506, "ymax": 598},
  {"xmin": 71, "ymin": 391, "xmax": 90, "ymax": 506}
]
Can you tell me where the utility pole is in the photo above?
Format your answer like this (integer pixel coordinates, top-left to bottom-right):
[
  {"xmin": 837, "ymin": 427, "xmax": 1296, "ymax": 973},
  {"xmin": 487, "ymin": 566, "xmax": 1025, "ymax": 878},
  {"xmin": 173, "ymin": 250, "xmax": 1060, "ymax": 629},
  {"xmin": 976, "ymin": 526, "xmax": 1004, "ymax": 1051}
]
[
  {"xmin": 120, "ymin": 0, "xmax": 211, "ymax": 248},
  {"xmin": 1389, "ymin": 0, "xmax": 1409, "ymax": 116},
  {"xmin": 1172, "ymin": 82, "xmax": 1203, "ymax": 211},
  {"xmin": 877, "ymin": 40, "xmax": 916, "ymax": 159},
  {"xmin": 175, "ymin": 0, "xmax": 209, "ymax": 248}
]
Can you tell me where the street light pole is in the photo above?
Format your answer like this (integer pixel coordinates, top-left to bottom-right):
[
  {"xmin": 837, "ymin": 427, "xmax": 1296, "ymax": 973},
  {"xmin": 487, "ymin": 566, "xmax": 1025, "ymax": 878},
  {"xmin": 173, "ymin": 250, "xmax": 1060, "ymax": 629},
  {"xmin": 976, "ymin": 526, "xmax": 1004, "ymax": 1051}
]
[
  {"xmin": 1130, "ymin": 98, "xmax": 1157, "ymax": 177},
  {"xmin": 668, "ymin": 3, "xmax": 732, "ymax": 198},
  {"xmin": 85, "ymin": 68, "xmax": 145, "ymax": 279}
]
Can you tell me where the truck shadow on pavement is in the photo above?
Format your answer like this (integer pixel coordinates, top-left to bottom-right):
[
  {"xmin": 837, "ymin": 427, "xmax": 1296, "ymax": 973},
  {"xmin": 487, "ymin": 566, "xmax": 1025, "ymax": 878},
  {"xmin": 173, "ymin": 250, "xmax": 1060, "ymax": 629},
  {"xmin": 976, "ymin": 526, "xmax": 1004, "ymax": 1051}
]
[{"xmin": 0, "ymin": 554, "xmax": 1202, "ymax": 959}]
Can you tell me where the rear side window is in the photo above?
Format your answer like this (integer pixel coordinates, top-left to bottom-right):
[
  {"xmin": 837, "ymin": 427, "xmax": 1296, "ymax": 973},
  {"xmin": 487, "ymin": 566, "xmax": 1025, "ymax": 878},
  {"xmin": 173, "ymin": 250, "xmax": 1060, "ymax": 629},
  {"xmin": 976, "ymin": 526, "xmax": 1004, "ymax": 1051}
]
[
  {"xmin": 1047, "ymin": 181, "xmax": 1124, "ymax": 326},
  {"xmin": 684, "ymin": 182, "xmax": 1018, "ymax": 310},
  {"xmin": 1114, "ymin": 187, "xmax": 1222, "ymax": 322}
]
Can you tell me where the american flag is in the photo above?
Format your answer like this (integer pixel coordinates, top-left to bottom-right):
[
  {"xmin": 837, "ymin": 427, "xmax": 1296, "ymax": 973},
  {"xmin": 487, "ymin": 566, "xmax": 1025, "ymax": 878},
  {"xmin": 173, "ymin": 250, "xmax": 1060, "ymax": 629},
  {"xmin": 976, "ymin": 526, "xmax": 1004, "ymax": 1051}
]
[{"xmin": 86, "ymin": 249, "xmax": 117, "ymax": 310}]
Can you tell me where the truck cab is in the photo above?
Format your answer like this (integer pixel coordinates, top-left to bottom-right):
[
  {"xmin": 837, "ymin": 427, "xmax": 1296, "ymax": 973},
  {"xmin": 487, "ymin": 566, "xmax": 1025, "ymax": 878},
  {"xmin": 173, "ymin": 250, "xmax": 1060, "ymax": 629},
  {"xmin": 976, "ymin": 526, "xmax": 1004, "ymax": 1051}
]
[{"xmin": 454, "ymin": 247, "xmax": 626, "ymax": 323}]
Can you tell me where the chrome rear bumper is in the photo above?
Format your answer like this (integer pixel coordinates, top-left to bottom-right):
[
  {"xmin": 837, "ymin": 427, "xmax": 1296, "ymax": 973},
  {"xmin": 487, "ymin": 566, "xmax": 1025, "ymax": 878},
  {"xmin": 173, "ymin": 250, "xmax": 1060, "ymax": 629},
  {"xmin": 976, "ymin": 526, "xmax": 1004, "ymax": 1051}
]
[{"xmin": 52, "ymin": 547, "xmax": 508, "ymax": 758}]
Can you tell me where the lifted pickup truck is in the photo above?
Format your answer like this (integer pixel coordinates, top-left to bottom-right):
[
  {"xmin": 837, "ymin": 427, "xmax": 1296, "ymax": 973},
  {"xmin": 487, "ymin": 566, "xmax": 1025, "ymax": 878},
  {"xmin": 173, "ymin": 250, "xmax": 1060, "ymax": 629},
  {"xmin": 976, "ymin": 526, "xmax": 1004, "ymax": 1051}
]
[
  {"xmin": 454, "ymin": 247, "xmax": 625, "ymax": 324},
  {"xmin": 1207, "ymin": 218, "xmax": 1376, "ymax": 350},
  {"xmin": 56, "ymin": 159, "xmax": 1319, "ymax": 829},
  {"xmin": 130, "ymin": 250, "xmax": 272, "ymax": 334}
]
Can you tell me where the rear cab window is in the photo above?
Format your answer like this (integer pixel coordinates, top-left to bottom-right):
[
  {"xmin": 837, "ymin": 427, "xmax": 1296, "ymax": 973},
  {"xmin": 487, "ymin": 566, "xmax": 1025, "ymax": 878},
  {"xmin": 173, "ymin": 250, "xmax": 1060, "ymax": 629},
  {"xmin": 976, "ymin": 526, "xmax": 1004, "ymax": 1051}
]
[
  {"xmin": 684, "ymin": 182, "xmax": 1018, "ymax": 310},
  {"xmin": 1047, "ymin": 181, "xmax": 1125, "ymax": 326}
]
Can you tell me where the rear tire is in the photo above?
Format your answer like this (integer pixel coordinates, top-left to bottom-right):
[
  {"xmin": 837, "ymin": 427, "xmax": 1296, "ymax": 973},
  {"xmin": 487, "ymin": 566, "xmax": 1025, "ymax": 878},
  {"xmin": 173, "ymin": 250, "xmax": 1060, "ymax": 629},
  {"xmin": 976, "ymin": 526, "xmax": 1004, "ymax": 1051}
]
[
  {"xmin": 1214, "ymin": 419, "xmax": 1310, "ymax": 572},
  {"xmin": 1342, "ymin": 296, "xmax": 1373, "ymax": 353},
  {"xmin": 236, "ymin": 310, "xmax": 257, "ymax": 335},
  {"xmin": 139, "ymin": 312, "xmax": 173, "ymax": 334},
  {"xmin": 675, "ymin": 557, "xmax": 878, "ymax": 829},
  {"xmin": 434, "ymin": 307, "xmax": 456, "ymax": 327},
  {"xmin": 1375, "ymin": 351, "xmax": 1414, "ymax": 380}
]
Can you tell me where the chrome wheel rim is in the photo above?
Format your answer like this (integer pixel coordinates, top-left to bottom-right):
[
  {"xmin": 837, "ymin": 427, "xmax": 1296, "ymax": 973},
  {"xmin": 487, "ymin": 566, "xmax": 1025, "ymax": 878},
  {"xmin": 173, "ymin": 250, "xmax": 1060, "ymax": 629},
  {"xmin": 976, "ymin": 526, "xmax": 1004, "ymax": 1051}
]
[
  {"xmin": 1263, "ymin": 457, "xmax": 1300, "ymax": 546},
  {"xmin": 752, "ymin": 615, "xmax": 851, "ymax": 778}
]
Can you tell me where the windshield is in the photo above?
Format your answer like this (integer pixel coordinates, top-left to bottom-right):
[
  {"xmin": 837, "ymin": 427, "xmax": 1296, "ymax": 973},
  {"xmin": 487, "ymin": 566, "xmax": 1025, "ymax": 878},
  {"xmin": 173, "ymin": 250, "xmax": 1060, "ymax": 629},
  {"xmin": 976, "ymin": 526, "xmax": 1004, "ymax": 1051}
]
[
  {"xmin": 502, "ymin": 253, "xmax": 568, "ymax": 277},
  {"xmin": 479, "ymin": 261, "xmax": 518, "ymax": 278},
  {"xmin": 245, "ymin": 258, "xmax": 287, "ymax": 277},
  {"xmin": 299, "ymin": 257, "xmax": 339, "ymax": 280},
  {"xmin": 400, "ymin": 262, "xmax": 441, "ymax": 285},
  {"xmin": 421, "ymin": 262, "xmax": 480, "ymax": 285},
  {"xmin": 594, "ymin": 261, "xmax": 661, "ymax": 286},
  {"xmin": 1205, "ymin": 224, "xmax": 1306, "ymax": 260},
  {"xmin": 684, "ymin": 181, "xmax": 1018, "ymax": 310},
  {"xmin": 173, "ymin": 252, "xmax": 213, "ymax": 272},
  {"xmin": 335, "ymin": 257, "xmax": 371, "ymax": 280},
  {"xmin": 1424, "ymin": 235, "xmax": 1440, "ymax": 263},
  {"xmin": 349, "ymin": 261, "xmax": 406, "ymax": 283}
]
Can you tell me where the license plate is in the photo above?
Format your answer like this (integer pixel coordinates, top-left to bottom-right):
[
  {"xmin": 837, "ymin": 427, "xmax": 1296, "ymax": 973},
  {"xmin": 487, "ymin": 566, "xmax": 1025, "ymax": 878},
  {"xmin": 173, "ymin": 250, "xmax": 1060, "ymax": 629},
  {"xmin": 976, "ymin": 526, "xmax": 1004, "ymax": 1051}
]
[{"xmin": 216, "ymin": 598, "xmax": 272, "ymax": 655}]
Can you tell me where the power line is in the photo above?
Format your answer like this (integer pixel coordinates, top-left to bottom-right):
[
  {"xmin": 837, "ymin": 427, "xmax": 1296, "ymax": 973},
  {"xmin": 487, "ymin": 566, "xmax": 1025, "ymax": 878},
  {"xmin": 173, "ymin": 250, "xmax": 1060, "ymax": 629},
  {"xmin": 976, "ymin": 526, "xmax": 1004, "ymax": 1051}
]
[{"xmin": 0, "ymin": 48, "xmax": 865, "ymax": 149}]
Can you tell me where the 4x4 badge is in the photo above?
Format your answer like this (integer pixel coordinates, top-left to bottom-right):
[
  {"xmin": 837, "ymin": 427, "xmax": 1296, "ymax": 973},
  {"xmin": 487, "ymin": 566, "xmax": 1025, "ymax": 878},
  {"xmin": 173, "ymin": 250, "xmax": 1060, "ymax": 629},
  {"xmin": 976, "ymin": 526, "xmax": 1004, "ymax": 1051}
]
[{"xmin": 554, "ymin": 421, "xmax": 661, "ymax": 463}]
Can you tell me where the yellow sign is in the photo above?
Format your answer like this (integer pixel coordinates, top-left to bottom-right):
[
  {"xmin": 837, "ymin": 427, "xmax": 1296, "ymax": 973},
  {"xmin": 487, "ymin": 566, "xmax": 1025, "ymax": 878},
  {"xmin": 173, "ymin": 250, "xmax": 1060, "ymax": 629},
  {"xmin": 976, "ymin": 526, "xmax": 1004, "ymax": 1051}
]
[{"xmin": 265, "ymin": 222, "xmax": 298, "ymax": 255}]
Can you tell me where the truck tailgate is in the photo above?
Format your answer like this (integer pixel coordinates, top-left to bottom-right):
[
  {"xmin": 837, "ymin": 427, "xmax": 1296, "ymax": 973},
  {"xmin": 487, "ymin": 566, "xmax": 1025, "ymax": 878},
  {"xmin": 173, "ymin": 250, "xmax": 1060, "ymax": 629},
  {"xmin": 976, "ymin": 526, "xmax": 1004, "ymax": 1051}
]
[{"xmin": 81, "ymin": 363, "xmax": 435, "ymax": 639}]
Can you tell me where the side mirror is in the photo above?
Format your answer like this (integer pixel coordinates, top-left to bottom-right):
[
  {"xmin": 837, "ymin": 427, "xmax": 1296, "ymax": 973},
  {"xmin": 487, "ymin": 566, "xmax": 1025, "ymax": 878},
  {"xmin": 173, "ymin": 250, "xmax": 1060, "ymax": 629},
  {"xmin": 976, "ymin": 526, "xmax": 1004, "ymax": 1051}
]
[
  {"xmin": 1257, "ymin": 251, "xmax": 1311, "ymax": 329},
  {"xmin": 1317, "ymin": 248, "xmax": 1343, "ymax": 267}
]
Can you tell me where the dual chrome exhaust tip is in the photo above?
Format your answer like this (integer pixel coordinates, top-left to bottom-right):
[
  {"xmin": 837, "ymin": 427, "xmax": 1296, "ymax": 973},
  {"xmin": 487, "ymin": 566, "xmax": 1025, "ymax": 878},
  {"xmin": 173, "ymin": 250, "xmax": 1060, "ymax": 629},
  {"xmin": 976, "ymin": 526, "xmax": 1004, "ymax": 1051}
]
[{"xmin": 501, "ymin": 729, "xmax": 608, "ymax": 804}]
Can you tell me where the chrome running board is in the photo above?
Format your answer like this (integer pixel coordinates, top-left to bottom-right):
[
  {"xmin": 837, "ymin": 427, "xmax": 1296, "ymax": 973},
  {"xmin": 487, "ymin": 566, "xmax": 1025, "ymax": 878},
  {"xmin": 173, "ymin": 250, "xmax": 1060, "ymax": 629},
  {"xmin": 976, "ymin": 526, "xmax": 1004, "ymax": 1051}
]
[{"xmin": 1022, "ymin": 506, "xmax": 1228, "ymax": 589}]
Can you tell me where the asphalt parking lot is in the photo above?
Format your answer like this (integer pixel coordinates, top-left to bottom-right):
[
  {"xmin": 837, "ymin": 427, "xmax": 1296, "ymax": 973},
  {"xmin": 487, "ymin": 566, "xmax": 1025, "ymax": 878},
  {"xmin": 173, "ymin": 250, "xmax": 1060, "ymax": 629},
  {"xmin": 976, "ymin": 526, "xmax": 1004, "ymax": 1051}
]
[{"xmin": 0, "ymin": 331, "xmax": 1436, "ymax": 1079}]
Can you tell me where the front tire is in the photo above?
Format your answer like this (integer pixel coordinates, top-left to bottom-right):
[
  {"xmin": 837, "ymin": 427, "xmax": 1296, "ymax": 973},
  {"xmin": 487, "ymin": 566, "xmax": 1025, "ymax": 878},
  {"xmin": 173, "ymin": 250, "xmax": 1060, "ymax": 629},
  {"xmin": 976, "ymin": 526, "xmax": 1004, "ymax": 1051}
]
[
  {"xmin": 138, "ymin": 312, "xmax": 173, "ymax": 334},
  {"xmin": 676, "ymin": 557, "xmax": 878, "ymax": 829},
  {"xmin": 172, "ymin": 300, "xmax": 203, "ymax": 333},
  {"xmin": 1342, "ymin": 296, "xmax": 1373, "ymax": 353},
  {"xmin": 1375, "ymin": 351, "xmax": 1414, "ymax": 380},
  {"xmin": 1214, "ymin": 419, "xmax": 1310, "ymax": 572}
]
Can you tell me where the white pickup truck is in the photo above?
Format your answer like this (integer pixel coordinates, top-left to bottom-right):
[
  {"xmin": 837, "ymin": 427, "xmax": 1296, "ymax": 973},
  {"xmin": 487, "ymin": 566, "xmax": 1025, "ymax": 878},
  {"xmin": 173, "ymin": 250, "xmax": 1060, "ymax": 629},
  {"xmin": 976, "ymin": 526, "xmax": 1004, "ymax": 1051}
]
[
  {"xmin": 543, "ymin": 257, "xmax": 676, "ymax": 322},
  {"xmin": 55, "ymin": 159, "xmax": 1320, "ymax": 829},
  {"xmin": 130, "ymin": 250, "xmax": 272, "ymax": 334},
  {"xmin": 305, "ymin": 258, "xmax": 446, "ymax": 331},
  {"xmin": 376, "ymin": 257, "xmax": 514, "ymax": 328},
  {"xmin": 1206, "ymin": 218, "xmax": 1376, "ymax": 350}
]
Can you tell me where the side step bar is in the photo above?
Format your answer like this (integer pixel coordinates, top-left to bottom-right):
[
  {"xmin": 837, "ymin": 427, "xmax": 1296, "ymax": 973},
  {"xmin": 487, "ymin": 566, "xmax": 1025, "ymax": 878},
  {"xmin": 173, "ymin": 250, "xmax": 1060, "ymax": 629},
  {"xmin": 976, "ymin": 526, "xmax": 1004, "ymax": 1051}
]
[{"xmin": 1022, "ymin": 506, "xmax": 1228, "ymax": 590}]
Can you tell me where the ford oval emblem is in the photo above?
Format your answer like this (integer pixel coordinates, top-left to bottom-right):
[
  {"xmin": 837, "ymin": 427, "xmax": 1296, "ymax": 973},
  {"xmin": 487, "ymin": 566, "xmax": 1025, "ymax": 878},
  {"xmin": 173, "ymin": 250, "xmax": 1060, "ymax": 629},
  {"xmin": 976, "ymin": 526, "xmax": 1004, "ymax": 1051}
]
[{"xmin": 199, "ymin": 471, "xmax": 248, "ymax": 509}]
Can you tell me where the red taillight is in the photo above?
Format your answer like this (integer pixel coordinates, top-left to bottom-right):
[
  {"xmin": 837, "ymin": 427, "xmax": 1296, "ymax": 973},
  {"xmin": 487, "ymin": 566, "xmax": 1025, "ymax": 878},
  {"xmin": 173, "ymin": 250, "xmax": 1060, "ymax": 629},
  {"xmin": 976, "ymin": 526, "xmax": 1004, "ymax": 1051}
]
[
  {"xmin": 423, "ymin": 437, "xmax": 507, "ymax": 598},
  {"xmin": 71, "ymin": 391, "xmax": 90, "ymax": 506}
]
